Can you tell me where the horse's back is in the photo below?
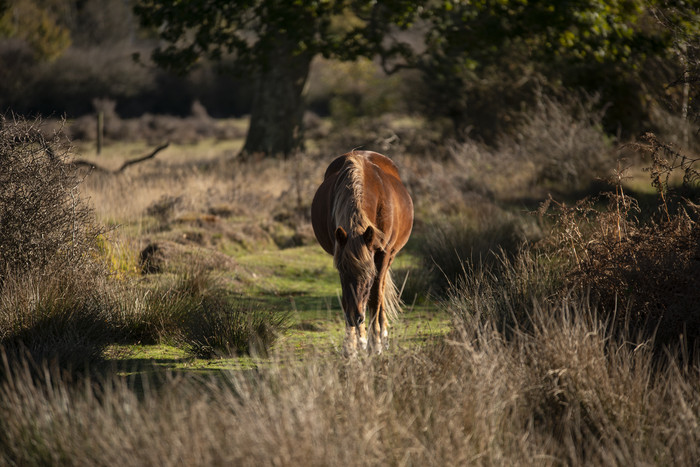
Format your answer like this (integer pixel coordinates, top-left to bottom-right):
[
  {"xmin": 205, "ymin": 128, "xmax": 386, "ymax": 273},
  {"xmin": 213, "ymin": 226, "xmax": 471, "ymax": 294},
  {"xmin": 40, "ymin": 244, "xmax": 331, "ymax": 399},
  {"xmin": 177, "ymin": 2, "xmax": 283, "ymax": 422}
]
[
  {"xmin": 312, "ymin": 150, "xmax": 413, "ymax": 255},
  {"xmin": 363, "ymin": 151, "xmax": 402, "ymax": 181},
  {"xmin": 323, "ymin": 151, "xmax": 401, "ymax": 181},
  {"xmin": 323, "ymin": 154, "xmax": 348, "ymax": 180},
  {"xmin": 365, "ymin": 153, "xmax": 413, "ymax": 252}
]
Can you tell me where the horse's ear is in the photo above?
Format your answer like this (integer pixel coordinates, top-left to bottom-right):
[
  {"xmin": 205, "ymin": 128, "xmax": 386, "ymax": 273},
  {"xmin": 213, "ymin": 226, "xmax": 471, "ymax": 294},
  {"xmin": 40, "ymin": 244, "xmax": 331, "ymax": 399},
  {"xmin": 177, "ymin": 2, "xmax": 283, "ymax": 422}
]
[
  {"xmin": 363, "ymin": 225, "xmax": 375, "ymax": 246},
  {"xmin": 335, "ymin": 226, "xmax": 347, "ymax": 246}
]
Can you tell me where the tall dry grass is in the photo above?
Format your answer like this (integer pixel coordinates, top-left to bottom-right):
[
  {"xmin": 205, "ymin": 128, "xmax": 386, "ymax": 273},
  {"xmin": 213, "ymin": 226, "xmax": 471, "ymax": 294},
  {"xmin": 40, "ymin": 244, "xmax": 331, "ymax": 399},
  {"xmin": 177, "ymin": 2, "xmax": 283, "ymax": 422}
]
[{"xmin": 1, "ymin": 294, "xmax": 698, "ymax": 465}]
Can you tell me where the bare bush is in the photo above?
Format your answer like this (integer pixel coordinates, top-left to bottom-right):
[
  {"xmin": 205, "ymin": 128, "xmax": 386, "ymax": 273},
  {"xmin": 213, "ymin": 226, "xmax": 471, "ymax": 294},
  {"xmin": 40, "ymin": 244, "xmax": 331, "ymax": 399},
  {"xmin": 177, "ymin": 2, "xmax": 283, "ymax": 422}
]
[
  {"xmin": 0, "ymin": 116, "xmax": 102, "ymax": 283},
  {"xmin": 0, "ymin": 116, "xmax": 115, "ymax": 368},
  {"xmin": 540, "ymin": 140, "xmax": 700, "ymax": 351}
]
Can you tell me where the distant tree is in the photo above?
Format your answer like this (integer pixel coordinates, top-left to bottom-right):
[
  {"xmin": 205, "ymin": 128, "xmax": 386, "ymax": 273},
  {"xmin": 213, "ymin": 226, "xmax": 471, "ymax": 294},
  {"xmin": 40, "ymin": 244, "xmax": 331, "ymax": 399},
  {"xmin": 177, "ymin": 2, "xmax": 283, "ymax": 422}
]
[
  {"xmin": 133, "ymin": 1, "xmax": 699, "ymax": 153},
  {"xmin": 652, "ymin": 1, "xmax": 700, "ymax": 138},
  {"xmin": 0, "ymin": 0, "xmax": 73, "ymax": 114},
  {"xmin": 0, "ymin": 0, "xmax": 71, "ymax": 60},
  {"xmin": 394, "ymin": 0, "xmax": 700, "ymax": 140},
  {"xmin": 133, "ymin": 1, "xmax": 420, "ymax": 158}
]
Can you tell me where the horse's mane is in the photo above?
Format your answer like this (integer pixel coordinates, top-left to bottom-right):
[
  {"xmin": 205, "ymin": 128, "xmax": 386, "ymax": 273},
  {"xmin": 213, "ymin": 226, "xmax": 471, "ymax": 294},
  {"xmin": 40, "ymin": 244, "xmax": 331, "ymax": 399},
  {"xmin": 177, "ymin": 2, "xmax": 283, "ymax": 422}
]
[
  {"xmin": 331, "ymin": 153, "xmax": 376, "ymax": 282},
  {"xmin": 331, "ymin": 152, "xmax": 371, "ymax": 236},
  {"xmin": 331, "ymin": 153, "xmax": 400, "ymax": 322}
]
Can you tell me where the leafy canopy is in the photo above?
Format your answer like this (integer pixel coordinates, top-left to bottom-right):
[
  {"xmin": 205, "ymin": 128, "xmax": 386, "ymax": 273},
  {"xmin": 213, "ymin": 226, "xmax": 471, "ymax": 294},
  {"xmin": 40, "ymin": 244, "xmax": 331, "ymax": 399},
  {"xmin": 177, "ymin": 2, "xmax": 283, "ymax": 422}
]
[{"xmin": 133, "ymin": 0, "xmax": 422, "ymax": 74}]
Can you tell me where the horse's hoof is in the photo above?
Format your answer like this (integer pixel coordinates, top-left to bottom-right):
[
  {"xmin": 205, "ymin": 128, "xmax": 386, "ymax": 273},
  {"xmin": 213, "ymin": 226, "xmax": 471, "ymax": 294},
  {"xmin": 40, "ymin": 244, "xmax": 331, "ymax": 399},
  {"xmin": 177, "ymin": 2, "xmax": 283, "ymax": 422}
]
[{"xmin": 359, "ymin": 336, "xmax": 368, "ymax": 350}]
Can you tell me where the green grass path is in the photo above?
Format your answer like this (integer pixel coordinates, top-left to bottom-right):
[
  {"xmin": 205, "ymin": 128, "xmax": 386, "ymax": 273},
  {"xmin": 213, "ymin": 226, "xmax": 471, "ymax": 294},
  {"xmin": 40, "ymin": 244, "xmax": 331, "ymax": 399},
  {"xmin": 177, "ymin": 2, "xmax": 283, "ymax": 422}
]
[{"xmin": 105, "ymin": 244, "xmax": 450, "ymax": 374}]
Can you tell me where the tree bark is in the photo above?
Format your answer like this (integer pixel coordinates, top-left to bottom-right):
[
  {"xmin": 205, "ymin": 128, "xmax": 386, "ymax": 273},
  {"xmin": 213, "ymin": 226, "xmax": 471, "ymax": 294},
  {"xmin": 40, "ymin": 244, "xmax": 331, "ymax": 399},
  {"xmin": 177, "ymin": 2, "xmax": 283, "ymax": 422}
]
[{"xmin": 241, "ymin": 39, "xmax": 313, "ymax": 159}]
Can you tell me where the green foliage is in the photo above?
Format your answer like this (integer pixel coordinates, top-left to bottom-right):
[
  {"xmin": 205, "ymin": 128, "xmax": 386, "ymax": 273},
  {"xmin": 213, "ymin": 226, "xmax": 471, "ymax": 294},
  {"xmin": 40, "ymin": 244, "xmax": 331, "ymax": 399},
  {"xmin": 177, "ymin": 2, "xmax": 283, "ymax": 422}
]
[
  {"xmin": 402, "ymin": 0, "xmax": 699, "ymax": 139},
  {"xmin": 0, "ymin": 0, "xmax": 71, "ymax": 60},
  {"xmin": 133, "ymin": 1, "xmax": 420, "ymax": 74}
]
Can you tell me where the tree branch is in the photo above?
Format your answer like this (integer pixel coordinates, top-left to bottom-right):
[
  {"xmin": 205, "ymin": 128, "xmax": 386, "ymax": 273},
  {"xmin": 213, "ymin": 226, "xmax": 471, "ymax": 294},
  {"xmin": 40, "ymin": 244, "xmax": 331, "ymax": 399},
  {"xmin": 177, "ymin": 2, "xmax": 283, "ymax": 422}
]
[{"xmin": 70, "ymin": 142, "xmax": 170, "ymax": 174}]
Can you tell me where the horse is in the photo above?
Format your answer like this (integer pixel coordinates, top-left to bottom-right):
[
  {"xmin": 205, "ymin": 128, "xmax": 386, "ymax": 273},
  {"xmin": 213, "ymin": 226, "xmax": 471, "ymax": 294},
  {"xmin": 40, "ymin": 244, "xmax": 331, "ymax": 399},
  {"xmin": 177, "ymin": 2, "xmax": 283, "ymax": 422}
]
[{"xmin": 311, "ymin": 150, "xmax": 414, "ymax": 355}]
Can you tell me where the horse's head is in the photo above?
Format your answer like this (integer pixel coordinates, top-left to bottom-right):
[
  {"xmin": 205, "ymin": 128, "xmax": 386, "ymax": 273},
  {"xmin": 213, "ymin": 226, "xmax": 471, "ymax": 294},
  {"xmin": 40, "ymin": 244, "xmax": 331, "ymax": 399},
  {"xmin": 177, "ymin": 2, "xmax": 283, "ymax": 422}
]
[{"xmin": 334, "ymin": 224, "xmax": 381, "ymax": 327}]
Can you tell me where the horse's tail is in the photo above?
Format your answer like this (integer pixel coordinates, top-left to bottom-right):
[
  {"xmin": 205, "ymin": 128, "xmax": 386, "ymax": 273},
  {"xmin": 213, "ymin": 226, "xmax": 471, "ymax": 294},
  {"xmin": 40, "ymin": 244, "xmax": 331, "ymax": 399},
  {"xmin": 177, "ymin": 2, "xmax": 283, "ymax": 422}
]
[{"xmin": 383, "ymin": 269, "xmax": 402, "ymax": 323}]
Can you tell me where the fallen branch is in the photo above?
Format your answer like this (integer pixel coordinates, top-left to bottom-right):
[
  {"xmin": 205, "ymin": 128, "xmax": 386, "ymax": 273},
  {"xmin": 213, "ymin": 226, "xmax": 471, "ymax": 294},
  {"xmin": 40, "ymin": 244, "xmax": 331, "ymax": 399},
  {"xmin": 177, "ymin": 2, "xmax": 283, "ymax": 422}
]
[{"xmin": 70, "ymin": 142, "xmax": 170, "ymax": 174}]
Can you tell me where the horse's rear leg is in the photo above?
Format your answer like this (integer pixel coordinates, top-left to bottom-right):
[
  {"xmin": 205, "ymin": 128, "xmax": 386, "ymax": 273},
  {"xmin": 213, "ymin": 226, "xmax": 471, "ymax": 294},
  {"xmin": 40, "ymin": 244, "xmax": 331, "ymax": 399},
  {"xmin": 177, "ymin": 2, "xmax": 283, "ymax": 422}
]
[{"xmin": 368, "ymin": 261, "xmax": 391, "ymax": 354}]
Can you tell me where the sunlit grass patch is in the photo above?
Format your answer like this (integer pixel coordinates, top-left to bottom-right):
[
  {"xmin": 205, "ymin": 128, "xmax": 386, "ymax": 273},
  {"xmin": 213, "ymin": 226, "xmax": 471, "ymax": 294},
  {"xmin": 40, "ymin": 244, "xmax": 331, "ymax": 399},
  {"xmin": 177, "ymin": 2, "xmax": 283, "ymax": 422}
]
[
  {"xmin": 96, "ymin": 233, "xmax": 141, "ymax": 278},
  {"xmin": 103, "ymin": 343, "xmax": 261, "ymax": 374},
  {"xmin": 235, "ymin": 245, "xmax": 338, "ymax": 296}
]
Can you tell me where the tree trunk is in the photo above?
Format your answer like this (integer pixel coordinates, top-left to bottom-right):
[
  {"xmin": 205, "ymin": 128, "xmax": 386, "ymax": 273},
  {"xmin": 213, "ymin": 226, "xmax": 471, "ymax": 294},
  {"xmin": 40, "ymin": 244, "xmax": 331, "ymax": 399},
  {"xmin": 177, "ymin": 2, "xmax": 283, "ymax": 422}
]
[{"xmin": 241, "ymin": 40, "xmax": 313, "ymax": 159}]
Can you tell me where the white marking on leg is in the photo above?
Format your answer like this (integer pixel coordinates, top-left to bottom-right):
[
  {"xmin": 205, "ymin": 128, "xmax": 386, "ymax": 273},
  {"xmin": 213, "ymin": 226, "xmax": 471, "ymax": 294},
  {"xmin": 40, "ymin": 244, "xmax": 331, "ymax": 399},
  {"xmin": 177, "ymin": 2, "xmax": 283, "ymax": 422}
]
[{"xmin": 359, "ymin": 335, "xmax": 368, "ymax": 350}]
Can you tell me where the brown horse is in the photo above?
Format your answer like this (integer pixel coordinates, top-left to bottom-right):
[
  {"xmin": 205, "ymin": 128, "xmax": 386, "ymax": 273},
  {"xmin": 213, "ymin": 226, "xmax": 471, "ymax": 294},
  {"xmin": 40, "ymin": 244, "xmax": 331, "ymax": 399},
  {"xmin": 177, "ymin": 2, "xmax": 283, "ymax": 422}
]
[{"xmin": 311, "ymin": 151, "xmax": 414, "ymax": 354}]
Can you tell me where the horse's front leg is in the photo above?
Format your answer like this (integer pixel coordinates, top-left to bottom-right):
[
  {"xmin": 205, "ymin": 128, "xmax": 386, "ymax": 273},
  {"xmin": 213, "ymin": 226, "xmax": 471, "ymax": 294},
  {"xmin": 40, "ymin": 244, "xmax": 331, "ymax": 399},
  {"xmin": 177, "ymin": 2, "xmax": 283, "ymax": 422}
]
[
  {"xmin": 344, "ymin": 323, "xmax": 367, "ymax": 357},
  {"xmin": 368, "ymin": 252, "xmax": 390, "ymax": 354},
  {"xmin": 379, "ymin": 255, "xmax": 396, "ymax": 351}
]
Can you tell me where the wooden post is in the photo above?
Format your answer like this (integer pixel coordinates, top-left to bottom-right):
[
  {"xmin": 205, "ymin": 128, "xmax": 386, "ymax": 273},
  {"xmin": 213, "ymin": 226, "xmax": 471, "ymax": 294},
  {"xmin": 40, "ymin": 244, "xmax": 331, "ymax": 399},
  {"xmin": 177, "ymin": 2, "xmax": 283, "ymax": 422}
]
[
  {"xmin": 97, "ymin": 111, "xmax": 104, "ymax": 155},
  {"xmin": 682, "ymin": 66, "xmax": 689, "ymax": 149}
]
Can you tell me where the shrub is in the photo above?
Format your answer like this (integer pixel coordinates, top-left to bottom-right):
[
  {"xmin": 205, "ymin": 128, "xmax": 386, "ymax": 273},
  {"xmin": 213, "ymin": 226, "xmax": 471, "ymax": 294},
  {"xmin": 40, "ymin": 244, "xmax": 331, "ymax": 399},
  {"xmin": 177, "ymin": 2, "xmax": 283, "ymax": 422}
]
[
  {"xmin": 128, "ymin": 266, "xmax": 290, "ymax": 357},
  {"xmin": 540, "ymin": 139, "xmax": 700, "ymax": 352},
  {"xmin": 0, "ymin": 116, "xmax": 102, "ymax": 283},
  {"xmin": 499, "ymin": 93, "xmax": 614, "ymax": 190},
  {"xmin": 0, "ymin": 116, "xmax": 112, "ymax": 369}
]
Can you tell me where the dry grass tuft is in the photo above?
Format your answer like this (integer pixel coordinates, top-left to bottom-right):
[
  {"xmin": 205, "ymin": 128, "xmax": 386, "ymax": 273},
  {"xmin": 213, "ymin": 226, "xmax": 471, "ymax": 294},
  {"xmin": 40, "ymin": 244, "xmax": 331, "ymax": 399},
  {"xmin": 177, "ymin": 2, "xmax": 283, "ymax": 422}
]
[
  {"xmin": 0, "ymin": 267, "xmax": 117, "ymax": 371},
  {"xmin": 112, "ymin": 264, "xmax": 290, "ymax": 357}
]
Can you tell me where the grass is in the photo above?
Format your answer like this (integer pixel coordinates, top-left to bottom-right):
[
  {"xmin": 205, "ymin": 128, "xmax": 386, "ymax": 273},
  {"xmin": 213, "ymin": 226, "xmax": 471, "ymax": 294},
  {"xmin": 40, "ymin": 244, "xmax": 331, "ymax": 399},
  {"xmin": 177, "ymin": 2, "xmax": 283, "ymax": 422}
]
[
  {"xmin": 3, "ymin": 112, "xmax": 700, "ymax": 464},
  {"xmin": 96, "ymin": 241, "xmax": 451, "ymax": 375},
  {"xmin": 234, "ymin": 245, "xmax": 339, "ymax": 296},
  {"xmin": 2, "ymin": 299, "xmax": 699, "ymax": 465}
]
